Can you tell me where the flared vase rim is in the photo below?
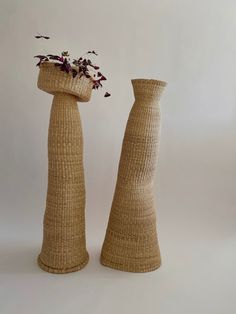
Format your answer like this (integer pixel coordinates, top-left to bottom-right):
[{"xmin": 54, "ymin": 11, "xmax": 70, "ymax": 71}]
[{"xmin": 131, "ymin": 78, "xmax": 167, "ymax": 87}]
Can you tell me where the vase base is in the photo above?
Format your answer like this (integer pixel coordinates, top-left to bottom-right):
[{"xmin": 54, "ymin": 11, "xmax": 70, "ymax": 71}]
[
  {"xmin": 37, "ymin": 253, "xmax": 89, "ymax": 274},
  {"xmin": 100, "ymin": 255, "xmax": 161, "ymax": 273}
]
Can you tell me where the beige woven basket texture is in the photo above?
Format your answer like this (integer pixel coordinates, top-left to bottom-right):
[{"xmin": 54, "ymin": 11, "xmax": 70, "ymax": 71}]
[
  {"xmin": 37, "ymin": 63, "xmax": 93, "ymax": 273},
  {"xmin": 101, "ymin": 79, "xmax": 167, "ymax": 273}
]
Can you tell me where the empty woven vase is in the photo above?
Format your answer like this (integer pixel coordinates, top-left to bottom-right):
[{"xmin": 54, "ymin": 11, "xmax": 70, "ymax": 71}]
[
  {"xmin": 37, "ymin": 63, "xmax": 93, "ymax": 273},
  {"xmin": 101, "ymin": 79, "xmax": 167, "ymax": 272}
]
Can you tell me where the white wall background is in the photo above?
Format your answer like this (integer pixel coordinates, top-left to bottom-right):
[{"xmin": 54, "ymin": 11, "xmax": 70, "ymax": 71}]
[{"xmin": 0, "ymin": 0, "xmax": 235, "ymax": 313}]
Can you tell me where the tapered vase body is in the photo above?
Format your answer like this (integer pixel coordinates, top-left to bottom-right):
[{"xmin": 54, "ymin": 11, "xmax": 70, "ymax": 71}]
[
  {"xmin": 101, "ymin": 79, "xmax": 167, "ymax": 273},
  {"xmin": 37, "ymin": 63, "xmax": 93, "ymax": 273}
]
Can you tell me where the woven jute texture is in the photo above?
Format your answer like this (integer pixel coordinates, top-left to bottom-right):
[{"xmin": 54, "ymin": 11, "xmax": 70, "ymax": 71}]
[
  {"xmin": 37, "ymin": 63, "xmax": 92, "ymax": 273},
  {"xmin": 101, "ymin": 79, "xmax": 167, "ymax": 273},
  {"xmin": 38, "ymin": 62, "xmax": 93, "ymax": 102}
]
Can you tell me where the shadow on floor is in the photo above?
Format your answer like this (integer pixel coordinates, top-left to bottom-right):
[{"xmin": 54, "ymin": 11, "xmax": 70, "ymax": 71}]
[{"xmin": 0, "ymin": 244, "xmax": 133, "ymax": 278}]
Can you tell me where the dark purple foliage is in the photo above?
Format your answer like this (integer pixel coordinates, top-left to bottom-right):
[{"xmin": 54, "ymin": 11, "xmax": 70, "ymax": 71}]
[
  {"xmin": 34, "ymin": 55, "xmax": 49, "ymax": 66},
  {"xmin": 72, "ymin": 69, "xmax": 78, "ymax": 78},
  {"xmin": 34, "ymin": 37, "xmax": 110, "ymax": 97},
  {"xmin": 87, "ymin": 50, "xmax": 98, "ymax": 56},
  {"xmin": 100, "ymin": 75, "xmax": 107, "ymax": 81},
  {"xmin": 35, "ymin": 35, "xmax": 50, "ymax": 39},
  {"xmin": 46, "ymin": 55, "xmax": 62, "ymax": 62},
  {"xmin": 61, "ymin": 51, "xmax": 69, "ymax": 57}
]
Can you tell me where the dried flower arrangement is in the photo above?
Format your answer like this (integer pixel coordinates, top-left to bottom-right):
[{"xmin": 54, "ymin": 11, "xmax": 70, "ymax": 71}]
[{"xmin": 34, "ymin": 35, "xmax": 110, "ymax": 97}]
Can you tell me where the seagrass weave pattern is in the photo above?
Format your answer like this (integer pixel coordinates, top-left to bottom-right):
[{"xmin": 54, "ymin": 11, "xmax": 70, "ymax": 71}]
[
  {"xmin": 101, "ymin": 79, "xmax": 167, "ymax": 273},
  {"xmin": 37, "ymin": 63, "xmax": 92, "ymax": 273},
  {"xmin": 38, "ymin": 62, "xmax": 93, "ymax": 102}
]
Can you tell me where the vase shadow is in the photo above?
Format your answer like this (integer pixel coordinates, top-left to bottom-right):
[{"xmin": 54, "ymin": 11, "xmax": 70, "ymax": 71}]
[{"xmin": 0, "ymin": 244, "xmax": 133, "ymax": 277}]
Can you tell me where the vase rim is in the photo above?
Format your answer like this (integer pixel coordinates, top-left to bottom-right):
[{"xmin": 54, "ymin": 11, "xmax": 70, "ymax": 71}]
[
  {"xmin": 131, "ymin": 78, "xmax": 167, "ymax": 87},
  {"xmin": 37, "ymin": 61, "xmax": 93, "ymax": 102}
]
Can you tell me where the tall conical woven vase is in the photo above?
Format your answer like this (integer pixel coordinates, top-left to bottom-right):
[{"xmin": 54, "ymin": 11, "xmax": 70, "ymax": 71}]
[
  {"xmin": 101, "ymin": 79, "xmax": 167, "ymax": 273},
  {"xmin": 37, "ymin": 63, "xmax": 93, "ymax": 274}
]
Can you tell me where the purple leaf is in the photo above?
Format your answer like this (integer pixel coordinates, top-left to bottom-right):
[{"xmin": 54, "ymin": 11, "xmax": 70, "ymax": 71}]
[
  {"xmin": 100, "ymin": 75, "xmax": 107, "ymax": 81},
  {"xmin": 34, "ymin": 55, "xmax": 48, "ymax": 66},
  {"xmin": 61, "ymin": 51, "xmax": 69, "ymax": 57},
  {"xmin": 72, "ymin": 69, "xmax": 78, "ymax": 78},
  {"xmin": 60, "ymin": 59, "xmax": 71, "ymax": 73},
  {"xmin": 87, "ymin": 50, "xmax": 98, "ymax": 56},
  {"xmin": 35, "ymin": 35, "xmax": 50, "ymax": 39},
  {"xmin": 72, "ymin": 59, "xmax": 79, "ymax": 66},
  {"xmin": 47, "ymin": 55, "xmax": 62, "ymax": 62},
  {"xmin": 34, "ymin": 55, "xmax": 47, "ymax": 59}
]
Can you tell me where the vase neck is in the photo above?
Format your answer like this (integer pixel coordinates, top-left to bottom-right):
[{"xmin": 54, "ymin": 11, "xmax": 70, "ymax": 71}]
[
  {"xmin": 132, "ymin": 79, "xmax": 166, "ymax": 104},
  {"xmin": 51, "ymin": 93, "xmax": 79, "ymax": 114},
  {"xmin": 53, "ymin": 92, "xmax": 78, "ymax": 103},
  {"xmin": 51, "ymin": 93, "xmax": 78, "ymax": 112}
]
